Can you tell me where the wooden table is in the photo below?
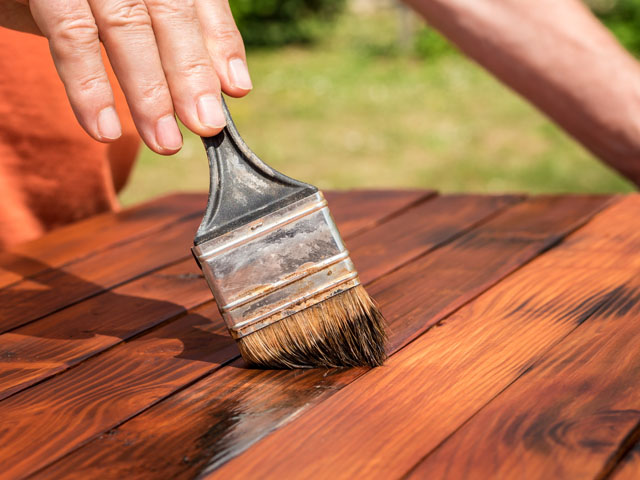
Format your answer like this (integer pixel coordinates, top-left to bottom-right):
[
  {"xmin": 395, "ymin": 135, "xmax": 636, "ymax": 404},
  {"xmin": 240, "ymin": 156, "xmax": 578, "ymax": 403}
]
[{"xmin": 1, "ymin": 190, "xmax": 640, "ymax": 479}]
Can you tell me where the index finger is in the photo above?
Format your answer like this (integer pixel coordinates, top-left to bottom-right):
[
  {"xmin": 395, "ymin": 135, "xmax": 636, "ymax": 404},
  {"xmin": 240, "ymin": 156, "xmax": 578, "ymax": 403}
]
[{"xmin": 29, "ymin": 0, "xmax": 122, "ymax": 141}]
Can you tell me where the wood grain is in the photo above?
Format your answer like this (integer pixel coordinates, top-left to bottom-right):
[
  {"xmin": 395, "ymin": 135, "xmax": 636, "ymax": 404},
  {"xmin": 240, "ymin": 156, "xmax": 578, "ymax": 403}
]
[
  {"xmin": 33, "ymin": 196, "xmax": 611, "ymax": 480},
  {"xmin": 0, "ymin": 190, "xmax": 425, "ymax": 291},
  {"xmin": 351, "ymin": 194, "xmax": 521, "ymax": 284},
  {"xmin": 0, "ymin": 193, "xmax": 206, "ymax": 290},
  {"xmin": 0, "ymin": 190, "xmax": 427, "ymax": 335},
  {"xmin": 0, "ymin": 302, "xmax": 234, "ymax": 480},
  {"xmin": 323, "ymin": 189, "xmax": 435, "ymax": 237},
  {"xmin": 201, "ymin": 196, "xmax": 634, "ymax": 480},
  {"xmin": 406, "ymin": 226, "xmax": 640, "ymax": 478},
  {"xmin": 0, "ymin": 215, "xmax": 202, "ymax": 333},
  {"xmin": 376, "ymin": 195, "xmax": 614, "ymax": 353},
  {"xmin": 4, "ymin": 194, "xmax": 512, "ymax": 480},
  {"xmin": 0, "ymin": 259, "xmax": 211, "ymax": 401}
]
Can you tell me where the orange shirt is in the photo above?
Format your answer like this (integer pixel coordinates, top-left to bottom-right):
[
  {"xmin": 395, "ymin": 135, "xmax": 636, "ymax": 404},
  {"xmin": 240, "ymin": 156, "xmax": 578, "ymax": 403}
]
[{"xmin": 0, "ymin": 27, "xmax": 140, "ymax": 249}]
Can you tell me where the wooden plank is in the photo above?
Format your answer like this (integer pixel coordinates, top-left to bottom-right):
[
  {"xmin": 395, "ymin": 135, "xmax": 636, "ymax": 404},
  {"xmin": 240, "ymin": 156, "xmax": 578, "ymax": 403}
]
[
  {"xmin": 352, "ymin": 194, "xmax": 518, "ymax": 284},
  {"xmin": 405, "ymin": 238, "xmax": 640, "ymax": 477},
  {"xmin": 0, "ymin": 259, "xmax": 211, "ymax": 401},
  {"xmin": 0, "ymin": 193, "xmax": 206, "ymax": 289},
  {"xmin": 0, "ymin": 194, "xmax": 500, "ymax": 403},
  {"xmin": 0, "ymin": 190, "xmax": 428, "ymax": 334},
  {"xmin": 0, "ymin": 190, "xmax": 439, "ymax": 401},
  {"xmin": 323, "ymin": 189, "xmax": 435, "ymax": 237},
  {"xmin": 0, "ymin": 215, "xmax": 202, "ymax": 333},
  {"xmin": 0, "ymin": 190, "xmax": 424, "ymax": 296},
  {"xmin": 199, "ymin": 196, "xmax": 635, "ymax": 480},
  {"xmin": 5, "ymin": 195, "xmax": 515, "ymax": 480},
  {"xmin": 379, "ymin": 195, "xmax": 616, "ymax": 354},
  {"xmin": 0, "ymin": 191, "xmax": 444, "ymax": 399},
  {"xmin": 0, "ymin": 303, "xmax": 234, "ymax": 480},
  {"xmin": 0, "ymin": 189, "xmax": 425, "ymax": 290},
  {"xmin": 33, "ymin": 196, "xmax": 612, "ymax": 480}
]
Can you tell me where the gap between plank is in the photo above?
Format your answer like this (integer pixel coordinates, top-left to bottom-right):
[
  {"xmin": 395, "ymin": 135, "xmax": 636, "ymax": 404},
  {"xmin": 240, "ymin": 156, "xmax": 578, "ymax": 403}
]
[
  {"xmin": 358, "ymin": 194, "xmax": 526, "ymax": 288},
  {"xmin": 597, "ymin": 419, "xmax": 640, "ymax": 480},
  {"xmin": 2, "ymin": 254, "xmax": 193, "ymax": 336}
]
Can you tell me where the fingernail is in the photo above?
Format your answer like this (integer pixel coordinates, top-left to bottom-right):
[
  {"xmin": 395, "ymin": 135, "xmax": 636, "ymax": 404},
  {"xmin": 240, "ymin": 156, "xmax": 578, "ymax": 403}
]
[
  {"xmin": 155, "ymin": 115, "xmax": 182, "ymax": 151},
  {"xmin": 197, "ymin": 94, "xmax": 226, "ymax": 129},
  {"xmin": 229, "ymin": 58, "xmax": 253, "ymax": 90},
  {"xmin": 97, "ymin": 106, "xmax": 122, "ymax": 140}
]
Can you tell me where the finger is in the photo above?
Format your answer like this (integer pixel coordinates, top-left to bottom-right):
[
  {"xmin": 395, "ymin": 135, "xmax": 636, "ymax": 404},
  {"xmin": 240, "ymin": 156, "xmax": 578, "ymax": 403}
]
[
  {"xmin": 88, "ymin": 0, "xmax": 182, "ymax": 154},
  {"xmin": 144, "ymin": 0, "xmax": 225, "ymax": 136},
  {"xmin": 195, "ymin": 0, "xmax": 252, "ymax": 98},
  {"xmin": 29, "ymin": 0, "xmax": 122, "ymax": 142}
]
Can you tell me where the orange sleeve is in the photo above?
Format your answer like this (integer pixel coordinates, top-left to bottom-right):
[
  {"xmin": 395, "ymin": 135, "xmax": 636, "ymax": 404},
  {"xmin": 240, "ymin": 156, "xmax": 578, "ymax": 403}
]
[{"xmin": 0, "ymin": 27, "xmax": 140, "ymax": 249}]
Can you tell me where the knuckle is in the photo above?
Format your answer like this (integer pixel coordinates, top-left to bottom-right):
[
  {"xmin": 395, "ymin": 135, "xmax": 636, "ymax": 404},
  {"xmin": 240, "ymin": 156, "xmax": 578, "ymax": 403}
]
[
  {"xmin": 58, "ymin": 15, "xmax": 99, "ymax": 38},
  {"xmin": 49, "ymin": 12, "xmax": 99, "ymax": 57},
  {"xmin": 99, "ymin": 0, "xmax": 151, "ymax": 30},
  {"xmin": 178, "ymin": 56, "xmax": 213, "ymax": 78},
  {"xmin": 146, "ymin": 0, "xmax": 196, "ymax": 18},
  {"xmin": 76, "ymin": 72, "xmax": 108, "ymax": 95},
  {"xmin": 138, "ymin": 82, "xmax": 169, "ymax": 102},
  {"xmin": 209, "ymin": 25, "xmax": 241, "ymax": 45}
]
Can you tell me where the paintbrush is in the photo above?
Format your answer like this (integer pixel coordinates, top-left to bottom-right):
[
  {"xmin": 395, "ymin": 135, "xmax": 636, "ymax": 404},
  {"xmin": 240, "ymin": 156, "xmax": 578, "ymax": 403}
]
[{"xmin": 191, "ymin": 98, "xmax": 386, "ymax": 369}]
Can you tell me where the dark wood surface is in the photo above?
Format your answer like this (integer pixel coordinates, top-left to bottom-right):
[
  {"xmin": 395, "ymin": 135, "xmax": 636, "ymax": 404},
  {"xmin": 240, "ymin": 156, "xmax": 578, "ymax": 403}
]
[{"xmin": 1, "ymin": 190, "xmax": 638, "ymax": 479}]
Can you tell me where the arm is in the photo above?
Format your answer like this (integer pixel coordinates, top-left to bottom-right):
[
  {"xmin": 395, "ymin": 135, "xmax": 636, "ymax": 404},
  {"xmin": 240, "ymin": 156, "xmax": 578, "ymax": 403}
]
[{"xmin": 404, "ymin": 0, "xmax": 640, "ymax": 186}]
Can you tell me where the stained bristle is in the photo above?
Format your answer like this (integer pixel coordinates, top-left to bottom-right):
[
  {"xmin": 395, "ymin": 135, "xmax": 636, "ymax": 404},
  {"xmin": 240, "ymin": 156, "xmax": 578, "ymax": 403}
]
[{"xmin": 236, "ymin": 285, "xmax": 388, "ymax": 369}]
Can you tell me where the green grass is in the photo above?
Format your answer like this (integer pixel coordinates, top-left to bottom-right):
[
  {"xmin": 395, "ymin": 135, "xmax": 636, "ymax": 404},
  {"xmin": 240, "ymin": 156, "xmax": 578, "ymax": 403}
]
[{"xmin": 119, "ymin": 11, "xmax": 634, "ymax": 206}]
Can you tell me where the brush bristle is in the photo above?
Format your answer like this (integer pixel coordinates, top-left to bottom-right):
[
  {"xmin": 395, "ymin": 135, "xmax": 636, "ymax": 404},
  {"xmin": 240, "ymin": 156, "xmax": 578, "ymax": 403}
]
[{"xmin": 236, "ymin": 285, "xmax": 387, "ymax": 369}]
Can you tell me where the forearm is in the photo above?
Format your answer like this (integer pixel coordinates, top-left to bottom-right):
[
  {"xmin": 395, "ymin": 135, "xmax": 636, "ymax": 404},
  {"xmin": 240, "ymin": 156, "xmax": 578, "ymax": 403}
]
[{"xmin": 405, "ymin": 0, "xmax": 640, "ymax": 185}]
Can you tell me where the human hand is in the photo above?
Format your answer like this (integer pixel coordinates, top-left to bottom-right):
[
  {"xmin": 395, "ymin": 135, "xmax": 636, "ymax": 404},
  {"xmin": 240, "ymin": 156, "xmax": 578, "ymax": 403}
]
[{"xmin": 7, "ymin": 0, "xmax": 251, "ymax": 154}]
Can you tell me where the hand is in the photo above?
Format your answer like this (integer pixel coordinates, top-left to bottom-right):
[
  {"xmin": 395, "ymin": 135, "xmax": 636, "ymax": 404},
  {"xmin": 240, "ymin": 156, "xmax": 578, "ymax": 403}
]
[{"xmin": 6, "ymin": 0, "xmax": 251, "ymax": 154}]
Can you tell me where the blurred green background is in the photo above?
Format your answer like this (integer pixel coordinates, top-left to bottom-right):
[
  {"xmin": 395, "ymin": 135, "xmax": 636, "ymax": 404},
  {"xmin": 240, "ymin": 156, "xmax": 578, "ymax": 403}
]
[{"xmin": 119, "ymin": 0, "xmax": 638, "ymax": 205}]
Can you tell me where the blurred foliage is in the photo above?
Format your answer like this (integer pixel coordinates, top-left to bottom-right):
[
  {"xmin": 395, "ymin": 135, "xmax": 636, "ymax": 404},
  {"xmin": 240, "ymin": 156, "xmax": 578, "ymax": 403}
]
[
  {"xmin": 122, "ymin": 11, "xmax": 634, "ymax": 206},
  {"xmin": 414, "ymin": 26, "xmax": 458, "ymax": 59},
  {"xmin": 588, "ymin": 0, "xmax": 640, "ymax": 54},
  {"xmin": 230, "ymin": 0, "xmax": 346, "ymax": 47},
  {"xmin": 415, "ymin": 0, "xmax": 640, "ymax": 60},
  {"xmin": 229, "ymin": 0, "xmax": 640, "ymax": 54}
]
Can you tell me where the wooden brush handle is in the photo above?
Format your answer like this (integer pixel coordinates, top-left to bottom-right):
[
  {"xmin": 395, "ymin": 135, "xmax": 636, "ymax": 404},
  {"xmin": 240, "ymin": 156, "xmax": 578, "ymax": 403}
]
[{"xmin": 194, "ymin": 97, "xmax": 317, "ymax": 245}]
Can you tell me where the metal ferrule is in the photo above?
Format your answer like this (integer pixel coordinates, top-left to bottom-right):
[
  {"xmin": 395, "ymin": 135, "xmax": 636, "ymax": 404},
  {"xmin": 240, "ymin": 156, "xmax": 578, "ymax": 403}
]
[{"xmin": 192, "ymin": 192, "xmax": 360, "ymax": 339}]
